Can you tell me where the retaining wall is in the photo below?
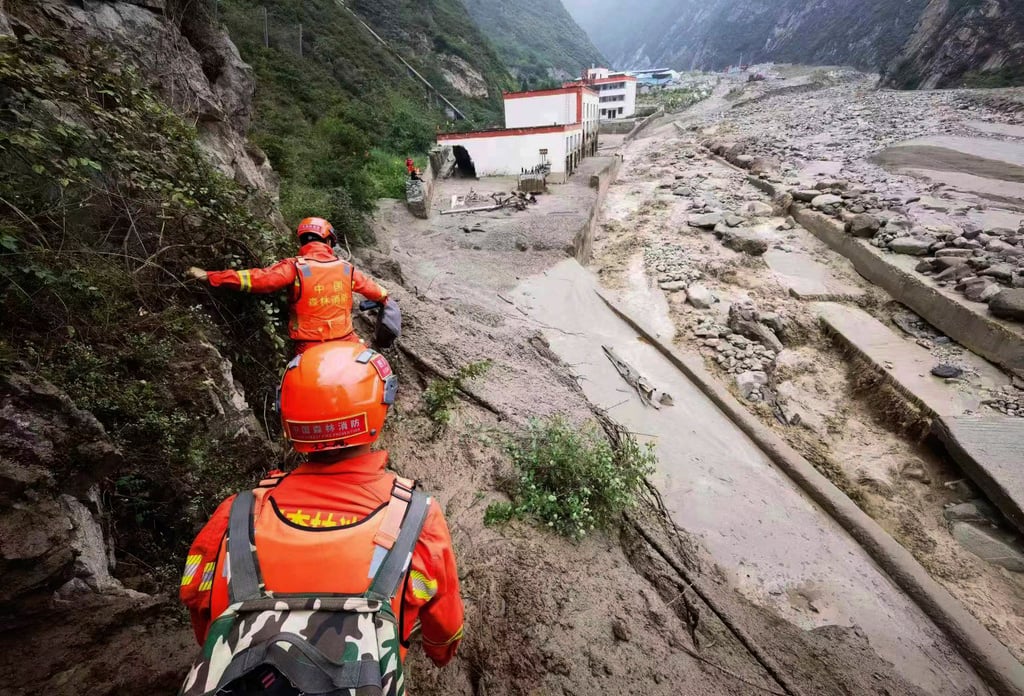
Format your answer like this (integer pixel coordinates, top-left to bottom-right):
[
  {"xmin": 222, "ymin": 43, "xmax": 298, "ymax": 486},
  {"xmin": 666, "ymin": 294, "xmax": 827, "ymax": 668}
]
[{"xmin": 574, "ymin": 155, "xmax": 623, "ymax": 264}]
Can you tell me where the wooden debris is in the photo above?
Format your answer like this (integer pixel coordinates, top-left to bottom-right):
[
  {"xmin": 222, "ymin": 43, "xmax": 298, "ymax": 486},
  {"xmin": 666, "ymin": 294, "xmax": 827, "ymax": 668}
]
[{"xmin": 602, "ymin": 345, "xmax": 673, "ymax": 409}]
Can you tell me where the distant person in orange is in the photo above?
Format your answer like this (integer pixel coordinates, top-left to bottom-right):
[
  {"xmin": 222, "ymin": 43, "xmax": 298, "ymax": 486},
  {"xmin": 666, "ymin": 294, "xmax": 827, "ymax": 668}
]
[
  {"xmin": 179, "ymin": 342, "xmax": 464, "ymax": 695},
  {"xmin": 406, "ymin": 157, "xmax": 416, "ymax": 175},
  {"xmin": 187, "ymin": 217, "xmax": 388, "ymax": 353}
]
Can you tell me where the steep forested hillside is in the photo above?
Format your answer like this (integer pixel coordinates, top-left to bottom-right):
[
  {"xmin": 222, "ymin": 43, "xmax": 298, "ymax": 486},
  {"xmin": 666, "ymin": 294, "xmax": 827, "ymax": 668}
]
[
  {"xmin": 220, "ymin": 0, "xmax": 515, "ymax": 240},
  {"xmin": 462, "ymin": 0, "xmax": 606, "ymax": 86}
]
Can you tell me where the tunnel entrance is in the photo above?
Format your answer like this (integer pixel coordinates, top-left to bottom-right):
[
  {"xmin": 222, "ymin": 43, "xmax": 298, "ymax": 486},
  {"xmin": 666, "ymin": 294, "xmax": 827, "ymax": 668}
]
[{"xmin": 452, "ymin": 145, "xmax": 477, "ymax": 178}]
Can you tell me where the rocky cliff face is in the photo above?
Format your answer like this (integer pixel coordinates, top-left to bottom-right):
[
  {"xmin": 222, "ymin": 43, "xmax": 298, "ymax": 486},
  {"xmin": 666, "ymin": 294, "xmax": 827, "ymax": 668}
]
[
  {"xmin": 564, "ymin": 0, "xmax": 1024, "ymax": 89},
  {"xmin": 565, "ymin": 0, "xmax": 928, "ymax": 73},
  {"xmin": 883, "ymin": 0, "xmax": 1024, "ymax": 88},
  {"xmin": 0, "ymin": 1, "xmax": 281, "ymax": 692}
]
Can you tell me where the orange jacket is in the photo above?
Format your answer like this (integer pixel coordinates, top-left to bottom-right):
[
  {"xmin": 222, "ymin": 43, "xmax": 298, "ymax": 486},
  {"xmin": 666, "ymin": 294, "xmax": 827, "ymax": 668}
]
[
  {"xmin": 179, "ymin": 451, "xmax": 464, "ymax": 667},
  {"xmin": 206, "ymin": 242, "xmax": 387, "ymax": 343}
]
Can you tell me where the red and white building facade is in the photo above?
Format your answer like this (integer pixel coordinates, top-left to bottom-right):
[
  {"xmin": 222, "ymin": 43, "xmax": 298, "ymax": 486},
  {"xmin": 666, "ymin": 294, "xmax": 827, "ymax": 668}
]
[
  {"xmin": 567, "ymin": 67, "xmax": 638, "ymax": 121},
  {"xmin": 436, "ymin": 85, "xmax": 599, "ymax": 183}
]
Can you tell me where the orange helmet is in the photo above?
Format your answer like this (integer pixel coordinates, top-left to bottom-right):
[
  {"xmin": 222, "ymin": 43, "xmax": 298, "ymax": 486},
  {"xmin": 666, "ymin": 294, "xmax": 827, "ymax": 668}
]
[
  {"xmin": 278, "ymin": 342, "xmax": 397, "ymax": 453},
  {"xmin": 296, "ymin": 216, "xmax": 335, "ymax": 243}
]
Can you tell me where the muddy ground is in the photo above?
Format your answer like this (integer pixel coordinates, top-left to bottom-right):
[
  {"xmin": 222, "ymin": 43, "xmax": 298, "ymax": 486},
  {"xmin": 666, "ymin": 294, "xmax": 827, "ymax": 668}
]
[
  {"xmin": 586, "ymin": 69, "xmax": 1024, "ymax": 670},
  {"xmin": 369, "ymin": 162, "xmax": 978, "ymax": 693}
]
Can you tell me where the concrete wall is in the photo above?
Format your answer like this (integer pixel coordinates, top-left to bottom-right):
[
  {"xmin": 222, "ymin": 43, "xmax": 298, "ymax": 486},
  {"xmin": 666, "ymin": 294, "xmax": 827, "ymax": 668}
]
[
  {"xmin": 505, "ymin": 93, "xmax": 576, "ymax": 128},
  {"xmin": 574, "ymin": 155, "xmax": 623, "ymax": 263},
  {"xmin": 438, "ymin": 128, "xmax": 580, "ymax": 182},
  {"xmin": 625, "ymin": 106, "xmax": 665, "ymax": 142},
  {"xmin": 793, "ymin": 207, "xmax": 1024, "ymax": 377}
]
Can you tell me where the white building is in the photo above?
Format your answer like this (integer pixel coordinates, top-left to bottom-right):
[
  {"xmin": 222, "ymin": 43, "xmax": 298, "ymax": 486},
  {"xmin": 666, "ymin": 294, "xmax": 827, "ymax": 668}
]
[
  {"xmin": 503, "ymin": 85, "xmax": 600, "ymax": 157},
  {"xmin": 434, "ymin": 85, "xmax": 600, "ymax": 184},
  {"xmin": 569, "ymin": 67, "xmax": 638, "ymax": 120},
  {"xmin": 437, "ymin": 124, "xmax": 584, "ymax": 183}
]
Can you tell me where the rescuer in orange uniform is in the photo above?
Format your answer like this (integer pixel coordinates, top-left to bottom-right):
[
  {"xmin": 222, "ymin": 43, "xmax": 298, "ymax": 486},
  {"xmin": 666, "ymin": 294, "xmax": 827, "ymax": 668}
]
[
  {"xmin": 187, "ymin": 217, "xmax": 389, "ymax": 353},
  {"xmin": 179, "ymin": 342, "xmax": 465, "ymax": 685}
]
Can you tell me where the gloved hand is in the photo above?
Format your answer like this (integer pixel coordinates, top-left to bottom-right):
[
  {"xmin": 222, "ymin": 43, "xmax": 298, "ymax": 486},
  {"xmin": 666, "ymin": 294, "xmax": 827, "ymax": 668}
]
[{"xmin": 186, "ymin": 266, "xmax": 209, "ymax": 282}]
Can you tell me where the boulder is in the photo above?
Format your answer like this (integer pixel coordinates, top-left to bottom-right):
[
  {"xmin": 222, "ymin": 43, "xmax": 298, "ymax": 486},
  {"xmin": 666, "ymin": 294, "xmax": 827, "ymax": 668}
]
[
  {"xmin": 989, "ymin": 289, "xmax": 1024, "ymax": 321},
  {"xmin": 729, "ymin": 302, "xmax": 784, "ymax": 353},
  {"xmin": 405, "ymin": 179, "xmax": 428, "ymax": 219},
  {"xmin": 771, "ymin": 191, "xmax": 793, "ymax": 216},
  {"xmin": 736, "ymin": 371, "xmax": 769, "ymax": 399},
  {"xmin": 981, "ymin": 264, "xmax": 1015, "ymax": 282},
  {"xmin": 689, "ymin": 212, "xmax": 724, "ymax": 229},
  {"xmin": 811, "ymin": 194, "xmax": 843, "ymax": 209},
  {"xmin": 725, "ymin": 214, "xmax": 745, "ymax": 228},
  {"xmin": 888, "ymin": 237, "xmax": 934, "ymax": 256},
  {"xmin": 848, "ymin": 213, "xmax": 880, "ymax": 238},
  {"xmin": 936, "ymin": 248, "xmax": 973, "ymax": 258},
  {"xmin": 739, "ymin": 201, "xmax": 774, "ymax": 218},
  {"xmin": 950, "ymin": 522, "xmax": 1024, "ymax": 572},
  {"xmin": 960, "ymin": 277, "xmax": 1000, "ymax": 303},
  {"xmin": 792, "ymin": 189, "xmax": 819, "ymax": 202},
  {"xmin": 685, "ymin": 283, "xmax": 717, "ymax": 309},
  {"xmin": 935, "ymin": 263, "xmax": 975, "ymax": 281},
  {"xmin": 720, "ymin": 228, "xmax": 769, "ymax": 256},
  {"xmin": 659, "ymin": 280, "xmax": 687, "ymax": 292}
]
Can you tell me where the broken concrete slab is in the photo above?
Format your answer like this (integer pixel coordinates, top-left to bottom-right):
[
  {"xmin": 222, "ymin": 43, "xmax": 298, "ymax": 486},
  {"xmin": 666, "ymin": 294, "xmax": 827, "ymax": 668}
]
[
  {"xmin": 813, "ymin": 303, "xmax": 1008, "ymax": 418},
  {"xmin": 764, "ymin": 249, "xmax": 866, "ymax": 301},
  {"xmin": 950, "ymin": 521, "xmax": 1024, "ymax": 573},
  {"xmin": 935, "ymin": 417, "xmax": 1024, "ymax": 536},
  {"xmin": 689, "ymin": 212, "xmax": 724, "ymax": 229},
  {"xmin": 793, "ymin": 206, "xmax": 1024, "ymax": 378}
]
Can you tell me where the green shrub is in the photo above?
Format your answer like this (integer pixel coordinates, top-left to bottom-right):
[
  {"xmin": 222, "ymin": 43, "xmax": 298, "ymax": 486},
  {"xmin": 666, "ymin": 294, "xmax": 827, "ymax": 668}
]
[
  {"xmin": 423, "ymin": 360, "xmax": 491, "ymax": 426},
  {"xmin": 487, "ymin": 417, "xmax": 655, "ymax": 540}
]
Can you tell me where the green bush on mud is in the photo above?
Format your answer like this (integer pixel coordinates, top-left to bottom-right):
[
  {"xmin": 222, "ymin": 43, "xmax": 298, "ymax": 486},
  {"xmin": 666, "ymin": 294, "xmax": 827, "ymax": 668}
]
[
  {"xmin": 423, "ymin": 360, "xmax": 491, "ymax": 426},
  {"xmin": 487, "ymin": 417, "xmax": 655, "ymax": 540}
]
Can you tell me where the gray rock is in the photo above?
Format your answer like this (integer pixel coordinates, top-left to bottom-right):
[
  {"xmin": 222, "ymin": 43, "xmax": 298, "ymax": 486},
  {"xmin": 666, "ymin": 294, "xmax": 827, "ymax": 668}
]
[
  {"xmin": 916, "ymin": 259, "xmax": 936, "ymax": 273},
  {"xmin": 725, "ymin": 215, "xmax": 745, "ymax": 228},
  {"xmin": 811, "ymin": 194, "xmax": 843, "ymax": 209},
  {"xmin": 936, "ymin": 248, "xmax": 973, "ymax": 258},
  {"xmin": 931, "ymin": 364, "xmax": 963, "ymax": 379},
  {"xmin": 720, "ymin": 228, "xmax": 769, "ymax": 256},
  {"xmin": 792, "ymin": 190, "xmax": 819, "ymax": 202},
  {"xmin": 685, "ymin": 283, "xmax": 716, "ymax": 309},
  {"xmin": 989, "ymin": 289, "xmax": 1024, "ymax": 321},
  {"xmin": 740, "ymin": 201, "xmax": 774, "ymax": 218},
  {"xmin": 689, "ymin": 212, "xmax": 724, "ymax": 229},
  {"xmin": 982, "ymin": 264, "xmax": 1016, "ymax": 282},
  {"xmin": 889, "ymin": 237, "xmax": 934, "ymax": 256},
  {"xmin": 950, "ymin": 521, "xmax": 1024, "ymax": 572},
  {"xmin": 659, "ymin": 280, "xmax": 687, "ymax": 292},
  {"xmin": 736, "ymin": 371, "xmax": 769, "ymax": 399},
  {"xmin": 848, "ymin": 213, "xmax": 880, "ymax": 238},
  {"xmin": 961, "ymin": 277, "xmax": 999, "ymax": 302},
  {"xmin": 944, "ymin": 499, "xmax": 1000, "ymax": 524}
]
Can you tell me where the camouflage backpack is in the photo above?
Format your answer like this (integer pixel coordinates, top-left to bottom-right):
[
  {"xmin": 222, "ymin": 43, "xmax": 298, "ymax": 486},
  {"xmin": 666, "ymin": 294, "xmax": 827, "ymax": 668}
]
[{"xmin": 179, "ymin": 482, "xmax": 430, "ymax": 696}]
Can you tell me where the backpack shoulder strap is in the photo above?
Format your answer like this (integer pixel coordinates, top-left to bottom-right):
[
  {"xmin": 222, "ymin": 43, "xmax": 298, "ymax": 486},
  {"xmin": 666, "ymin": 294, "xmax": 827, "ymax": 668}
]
[
  {"xmin": 367, "ymin": 480, "xmax": 430, "ymax": 601},
  {"xmin": 226, "ymin": 490, "xmax": 263, "ymax": 603}
]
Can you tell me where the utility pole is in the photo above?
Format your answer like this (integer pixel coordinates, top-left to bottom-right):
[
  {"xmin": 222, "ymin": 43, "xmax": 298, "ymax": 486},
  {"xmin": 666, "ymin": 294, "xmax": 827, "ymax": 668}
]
[{"xmin": 262, "ymin": 6, "xmax": 269, "ymax": 48}]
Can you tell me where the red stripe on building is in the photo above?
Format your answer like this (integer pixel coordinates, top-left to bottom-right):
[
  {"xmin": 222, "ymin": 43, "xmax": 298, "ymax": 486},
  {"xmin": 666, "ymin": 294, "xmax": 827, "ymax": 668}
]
[
  {"xmin": 576, "ymin": 90, "xmax": 582, "ymax": 123},
  {"xmin": 503, "ymin": 85, "xmax": 597, "ymax": 100},
  {"xmin": 437, "ymin": 124, "xmax": 581, "ymax": 140}
]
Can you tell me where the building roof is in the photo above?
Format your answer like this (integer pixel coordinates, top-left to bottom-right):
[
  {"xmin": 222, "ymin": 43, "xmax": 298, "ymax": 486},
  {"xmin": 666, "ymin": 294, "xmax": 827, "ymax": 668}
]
[
  {"xmin": 503, "ymin": 85, "xmax": 597, "ymax": 99},
  {"xmin": 437, "ymin": 123, "xmax": 582, "ymax": 141}
]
